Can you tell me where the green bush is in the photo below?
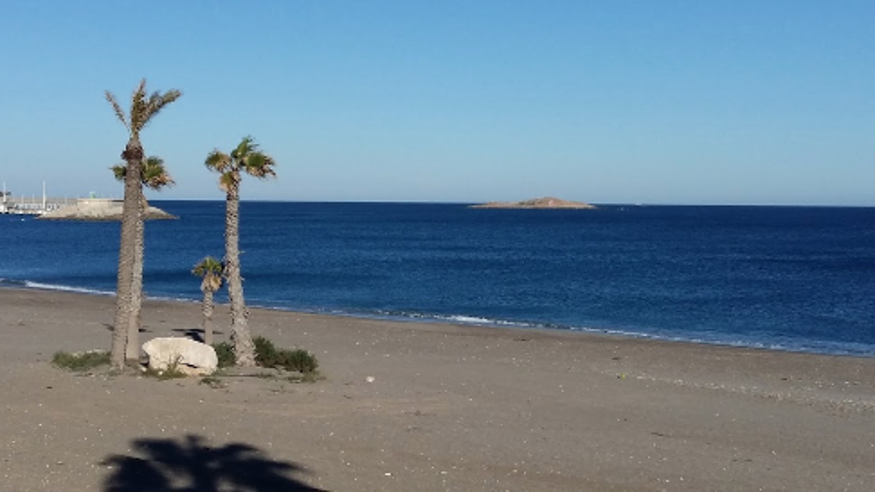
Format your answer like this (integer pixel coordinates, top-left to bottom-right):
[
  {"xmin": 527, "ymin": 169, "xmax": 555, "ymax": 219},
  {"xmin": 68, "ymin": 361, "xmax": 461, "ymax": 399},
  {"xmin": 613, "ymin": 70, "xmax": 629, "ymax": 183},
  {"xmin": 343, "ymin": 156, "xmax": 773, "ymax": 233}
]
[
  {"xmin": 213, "ymin": 342, "xmax": 236, "ymax": 368},
  {"xmin": 52, "ymin": 350, "xmax": 110, "ymax": 371},
  {"xmin": 275, "ymin": 348, "xmax": 319, "ymax": 374},
  {"xmin": 215, "ymin": 336, "xmax": 319, "ymax": 374},
  {"xmin": 253, "ymin": 336, "xmax": 319, "ymax": 373},
  {"xmin": 253, "ymin": 336, "xmax": 280, "ymax": 367}
]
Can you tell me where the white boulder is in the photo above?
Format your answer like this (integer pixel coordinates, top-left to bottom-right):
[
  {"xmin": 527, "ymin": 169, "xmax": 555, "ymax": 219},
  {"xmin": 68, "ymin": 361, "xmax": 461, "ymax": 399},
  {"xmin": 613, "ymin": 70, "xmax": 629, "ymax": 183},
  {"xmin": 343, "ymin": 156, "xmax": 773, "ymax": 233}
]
[{"xmin": 142, "ymin": 337, "xmax": 218, "ymax": 376}]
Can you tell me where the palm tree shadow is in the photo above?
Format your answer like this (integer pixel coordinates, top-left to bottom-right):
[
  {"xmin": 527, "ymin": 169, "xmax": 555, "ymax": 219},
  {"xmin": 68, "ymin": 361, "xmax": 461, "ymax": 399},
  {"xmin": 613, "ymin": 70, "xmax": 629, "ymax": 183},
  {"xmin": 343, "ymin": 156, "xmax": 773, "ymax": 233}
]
[
  {"xmin": 171, "ymin": 328, "xmax": 205, "ymax": 343},
  {"xmin": 171, "ymin": 328, "xmax": 225, "ymax": 343},
  {"xmin": 102, "ymin": 434, "xmax": 326, "ymax": 491}
]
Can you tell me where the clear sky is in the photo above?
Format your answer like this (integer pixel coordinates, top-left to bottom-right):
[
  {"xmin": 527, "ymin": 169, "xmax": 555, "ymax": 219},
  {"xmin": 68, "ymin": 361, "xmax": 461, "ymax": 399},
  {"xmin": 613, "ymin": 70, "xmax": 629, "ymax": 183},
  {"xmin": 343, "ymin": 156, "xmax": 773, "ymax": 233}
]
[{"xmin": 0, "ymin": 1, "xmax": 872, "ymax": 205}]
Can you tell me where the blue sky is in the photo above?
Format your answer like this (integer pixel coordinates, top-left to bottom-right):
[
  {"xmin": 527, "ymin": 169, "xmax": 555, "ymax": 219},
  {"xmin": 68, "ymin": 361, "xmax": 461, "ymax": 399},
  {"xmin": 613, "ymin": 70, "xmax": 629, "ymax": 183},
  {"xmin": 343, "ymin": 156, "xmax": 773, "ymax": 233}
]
[{"xmin": 0, "ymin": 1, "xmax": 872, "ymax": 205}]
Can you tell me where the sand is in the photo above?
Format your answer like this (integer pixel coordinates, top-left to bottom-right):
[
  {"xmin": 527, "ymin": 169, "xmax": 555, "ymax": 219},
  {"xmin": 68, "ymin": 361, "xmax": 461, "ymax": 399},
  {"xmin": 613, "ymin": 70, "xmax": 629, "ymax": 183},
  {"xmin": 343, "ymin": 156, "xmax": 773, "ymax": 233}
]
[{"xmin": 1, "ymin": 287, "xmax": 873, "ymax": 491}]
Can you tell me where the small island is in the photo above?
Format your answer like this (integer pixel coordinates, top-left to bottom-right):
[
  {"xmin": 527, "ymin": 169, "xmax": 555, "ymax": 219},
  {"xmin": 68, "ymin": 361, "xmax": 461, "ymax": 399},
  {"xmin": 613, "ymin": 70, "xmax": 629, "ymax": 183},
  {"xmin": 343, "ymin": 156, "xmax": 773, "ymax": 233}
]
[{"xmin": 469, "ymin": 197, "xmax": 596, "ymax": 209}]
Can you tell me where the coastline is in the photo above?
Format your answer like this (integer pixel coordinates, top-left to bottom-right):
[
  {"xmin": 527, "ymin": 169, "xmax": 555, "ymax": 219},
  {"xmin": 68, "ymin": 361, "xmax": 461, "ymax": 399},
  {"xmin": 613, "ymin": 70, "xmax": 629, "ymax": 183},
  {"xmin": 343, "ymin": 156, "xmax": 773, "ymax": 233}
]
[
  {"xmin": 5, "ymin": 280, "xmax": 872, "ymax": 359},
  {"xmin": 2, "ymin": 287, "xmax": 874, "ymax": 490},
  {"xmin": 5, "ymin": 202, "xmax": 874, "ymax": 362}
]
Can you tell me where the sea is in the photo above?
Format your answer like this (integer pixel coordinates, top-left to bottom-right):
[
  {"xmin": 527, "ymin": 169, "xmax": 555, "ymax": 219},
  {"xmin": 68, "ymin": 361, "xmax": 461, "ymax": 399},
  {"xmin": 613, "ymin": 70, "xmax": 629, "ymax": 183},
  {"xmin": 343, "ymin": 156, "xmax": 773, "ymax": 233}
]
[{"xmin": 1, "ymin": 201, "xmax": 874, "ymax": 357}]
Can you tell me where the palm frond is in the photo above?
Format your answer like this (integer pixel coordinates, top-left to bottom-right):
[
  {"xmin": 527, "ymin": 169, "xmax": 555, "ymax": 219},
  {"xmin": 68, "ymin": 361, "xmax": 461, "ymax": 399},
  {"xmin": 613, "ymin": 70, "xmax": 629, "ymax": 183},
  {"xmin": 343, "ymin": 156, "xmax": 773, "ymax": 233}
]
[
  {"xmin": 140, "ymin": 89, "xmax": 182, "ymax": 131},
  {"xmin": 135, "ymin": 78, "xmax": 147, "ymax": 97},
  {"xmin": 105, "ymin": 91, "xmax": 129, "ymax": 129},
  {"xmin": 123, "ymin": 79, "xmax": 182, "ymax": 133},
  {"xmin": 144, "ymin": 174, "xmax": 175, "ymax": 190},
  {"xmin": 142, "ymin": 156, "xmax": 174, "ymax": 190},
  {"xmin": 192, "ymin": 256, "xmax": 224, "ymax": 277},
  {"xmin": 205, "ymin": 150, "xmax": 232, "ymax": 173},
  {"xmin": 219, "ymin": 171, "xmax": 238, "ymax": 193},
  {"xmin": 201, "ymin": 274, "xmax": 222, "ymax": 293},
  {"xmin": 243, "ymin": 152, "xmax": 277, "ymax": 179},
  {"xmin": 110, "ymin": 164, "xmax": 127, "ymax": 182},
  {"xmin": 128, "ymin": 86, "xmax": 147, "ymax": 134},
  {"xmin": 193, "ymin": 257, "xmax": 224, "ymax": 292},
  {"xmin": 231, "ymin": 136, "xmax": 257, "ymax": 160}
]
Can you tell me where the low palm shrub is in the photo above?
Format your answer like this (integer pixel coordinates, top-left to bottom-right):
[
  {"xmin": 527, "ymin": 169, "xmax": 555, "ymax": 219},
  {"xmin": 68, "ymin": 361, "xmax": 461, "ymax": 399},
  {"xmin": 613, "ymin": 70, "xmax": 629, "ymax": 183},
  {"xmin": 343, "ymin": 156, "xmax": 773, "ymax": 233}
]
[
  {"xmin": 212, "ymin": 337, "xmax": 319, "ymax": 374},
  {"xmin": 253, "ymin": 336, "xmax": 319, "ymax": 373},
  {"xmin": 212, "ymin": 341, "xmax": 236, "ymax": 368}
]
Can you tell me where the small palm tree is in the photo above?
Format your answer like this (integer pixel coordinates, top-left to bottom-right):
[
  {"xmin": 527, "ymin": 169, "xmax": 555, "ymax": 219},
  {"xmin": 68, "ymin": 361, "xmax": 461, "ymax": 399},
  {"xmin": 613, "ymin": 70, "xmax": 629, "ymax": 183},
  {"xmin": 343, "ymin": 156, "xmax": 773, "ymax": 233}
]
[
  {"xmin": 204, "ymin": 136, "xmax": 276, "ymax": 366},
  {"xmin": 105, "ymin": 79, "xmax": 181, "ymax": 369},
  {"xmin": 192, "ymin": 257, "xmax": 224, "ymax": 346},
  {"xmin": 111, "ymin": 157, "xmax": 175, "ymax": 360}
]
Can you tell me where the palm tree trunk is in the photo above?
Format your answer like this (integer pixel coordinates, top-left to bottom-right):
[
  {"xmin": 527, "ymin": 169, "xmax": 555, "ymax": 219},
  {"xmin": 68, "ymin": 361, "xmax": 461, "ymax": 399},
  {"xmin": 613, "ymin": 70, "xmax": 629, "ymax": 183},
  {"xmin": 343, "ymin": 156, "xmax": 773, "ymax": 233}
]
[
  {"xmin": 111, "ymin": 138, "xmax": 144, "ymax": 369},
  {"xmin": 203, "ymin": 289, "xmax": 214, "ymax": 346},
  {"xmin": 225, "ymin": 182, "xmax": 255, "ymax": 365},
  {"xmin": 125, "ymin": 195, "xmax": 147, "ymax": 362}
]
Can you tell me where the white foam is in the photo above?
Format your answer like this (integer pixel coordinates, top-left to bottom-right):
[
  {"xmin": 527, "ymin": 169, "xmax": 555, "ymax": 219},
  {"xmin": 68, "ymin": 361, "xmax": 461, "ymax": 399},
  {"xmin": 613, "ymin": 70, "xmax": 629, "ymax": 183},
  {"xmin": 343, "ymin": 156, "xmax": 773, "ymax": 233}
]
[
  {"xmin": 427, "ymin": 313, "xmax": 543, "ymax": 329},
  {"xmin": 23, "ymin": 281, "xmax": 114, "ymax": 296},
  {"xmin": 441, "ymin": 315, "xmax": 495, "ymax": 325},
  {"xmin": 148, "ymin": 294, "xmax": 200, "ymax": 304}
]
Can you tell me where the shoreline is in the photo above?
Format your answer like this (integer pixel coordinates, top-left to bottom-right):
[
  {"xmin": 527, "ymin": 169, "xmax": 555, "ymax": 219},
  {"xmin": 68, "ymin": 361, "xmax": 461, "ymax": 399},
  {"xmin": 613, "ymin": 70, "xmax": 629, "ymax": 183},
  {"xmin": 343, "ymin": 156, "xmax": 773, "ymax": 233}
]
[
  {"xmin": 3, "ymin": 282, "xmax": 874, "ymax": 360},
  {"xmin": 4, "ymin": 286, "xmax": 875, "ymax": 414},
  {"xmin": 2, "ymin": 287, "xmax": 875, "ymax": 490}
]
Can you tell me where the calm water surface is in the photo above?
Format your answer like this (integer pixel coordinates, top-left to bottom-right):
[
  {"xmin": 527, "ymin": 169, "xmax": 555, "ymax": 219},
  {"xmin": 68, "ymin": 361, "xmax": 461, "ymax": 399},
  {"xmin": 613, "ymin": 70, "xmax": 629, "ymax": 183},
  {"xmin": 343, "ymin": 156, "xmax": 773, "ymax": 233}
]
[{"xmin": 1, "ymin": 202, "xmax": 873, "ymax": 356}]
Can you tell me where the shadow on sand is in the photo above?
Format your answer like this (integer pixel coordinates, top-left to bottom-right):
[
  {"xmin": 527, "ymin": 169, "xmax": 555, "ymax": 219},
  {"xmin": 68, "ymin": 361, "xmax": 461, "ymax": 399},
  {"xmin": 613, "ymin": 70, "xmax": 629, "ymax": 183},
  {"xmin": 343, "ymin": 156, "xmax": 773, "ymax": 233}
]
[
  {"xmin": 170, "ymin": 328, "xmax": 225, "ymax": 343},
  {"xmin": 102, "ymin": 322, "xmax": 152, "ymax": 333},
  {"xmin": 102, "ymin": 434, "xmax": 326, "ymax": 491}
]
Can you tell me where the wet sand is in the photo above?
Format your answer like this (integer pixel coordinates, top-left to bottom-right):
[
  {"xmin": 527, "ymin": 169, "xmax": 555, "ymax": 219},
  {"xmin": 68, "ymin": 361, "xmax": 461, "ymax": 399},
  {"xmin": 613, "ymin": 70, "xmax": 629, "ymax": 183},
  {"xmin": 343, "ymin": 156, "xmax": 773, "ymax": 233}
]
[{"xmin": 1, "ymin": 287, "xmax": 873, "ymax": 491}]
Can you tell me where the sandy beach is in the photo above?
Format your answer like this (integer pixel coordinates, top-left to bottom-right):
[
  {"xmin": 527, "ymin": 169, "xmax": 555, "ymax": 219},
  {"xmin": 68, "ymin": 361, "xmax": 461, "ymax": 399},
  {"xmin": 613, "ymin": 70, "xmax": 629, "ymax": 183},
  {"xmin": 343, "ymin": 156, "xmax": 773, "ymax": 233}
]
[{"xmin": 1, "ymin": 287, "xmax": 873, "ymax": 491}]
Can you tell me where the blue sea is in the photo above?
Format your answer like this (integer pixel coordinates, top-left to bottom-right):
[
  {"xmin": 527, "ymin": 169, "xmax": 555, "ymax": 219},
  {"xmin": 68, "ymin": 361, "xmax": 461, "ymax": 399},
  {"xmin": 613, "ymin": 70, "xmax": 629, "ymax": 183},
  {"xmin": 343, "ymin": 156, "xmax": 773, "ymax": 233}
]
[{"xmin": 1, "ymin": 202, "xmax": 874, "ymax": 357}]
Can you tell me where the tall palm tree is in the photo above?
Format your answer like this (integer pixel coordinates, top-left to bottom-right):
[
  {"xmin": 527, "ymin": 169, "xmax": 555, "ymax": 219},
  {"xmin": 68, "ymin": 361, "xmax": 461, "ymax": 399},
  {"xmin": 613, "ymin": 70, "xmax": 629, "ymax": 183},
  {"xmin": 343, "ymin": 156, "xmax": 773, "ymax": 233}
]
[
  {"xmin": 111, "ymin": 157, "xmax": 175, "ymax": 361},
  {"xmin": 204, "ymin": 136, "xmax": 276, "ymax": 366},
  {"xmin": 105, "ymin": 79, "xmax": 181, "ymax": 369},
  {"xmin": 192, "ymin": 257, "xmax": 224, "ymax": 345}
]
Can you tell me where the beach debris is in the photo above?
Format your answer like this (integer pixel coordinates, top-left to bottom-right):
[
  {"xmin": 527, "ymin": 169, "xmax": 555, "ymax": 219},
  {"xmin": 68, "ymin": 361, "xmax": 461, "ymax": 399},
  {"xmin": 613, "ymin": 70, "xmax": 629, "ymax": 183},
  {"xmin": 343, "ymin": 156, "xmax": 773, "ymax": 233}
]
[
  {"xmin": 142, "ymin": 337, "xmax": 218, "ymax": 376},
  {"xmin": 365, "ymin": 376, "xmax": 376, "ymax": 383}
]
